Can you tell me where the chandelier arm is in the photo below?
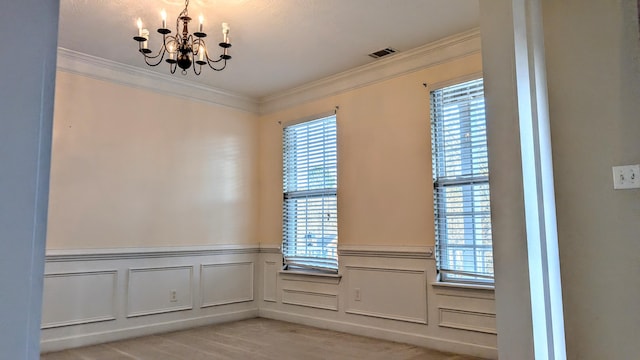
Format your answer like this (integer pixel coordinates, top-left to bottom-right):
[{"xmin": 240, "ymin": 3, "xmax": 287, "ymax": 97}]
[
  {"xmin": 143, "ymin": 50, "xmax": 167, "ymax": 67},
  {"xmin": 193, "ymin": 62, "xmax": 202, "ymax": 75},
  {"xmin": 140, "ymin": 42, "xmax": 168, "ymax": 66},
  {"xmin": 203, "ymin": 44, "xmax": 224, "ymax": 64},
  {"xmin": 207, "ymin": 55, "xmax": 224, "ymax": 63},
  {"xmin": 163, "ymin": 34, "xmax": 178, "ymax": 48},
  {"xmin": 170, "ymin": 61, "xmax": 178, "ymax": 74},
  {"xmin": 206, "ymin": 58, "xmax": 227, "ymax": 71},
  {"xmin": 141, "ymin": 44, "xmax": 167, "ymax": 61}
]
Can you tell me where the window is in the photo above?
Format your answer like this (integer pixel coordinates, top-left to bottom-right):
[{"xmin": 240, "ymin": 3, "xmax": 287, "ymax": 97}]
[
  {"xmin": 431, "ymin": 78, "xmax": 493, "ymax": 283},
  {"xmin": 282, "ymin": 114, "xmax": 338, "ymax": 272}
]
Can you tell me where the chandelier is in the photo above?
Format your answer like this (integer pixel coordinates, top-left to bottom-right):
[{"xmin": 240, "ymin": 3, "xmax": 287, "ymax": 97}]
[{"xmin": 133, "ymin": 0, "xmax": 232, "ymax": 75}]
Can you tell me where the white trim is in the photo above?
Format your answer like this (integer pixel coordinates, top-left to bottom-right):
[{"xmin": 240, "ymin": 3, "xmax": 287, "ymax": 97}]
[
  {"xmin": 259, "ymin": 309, "xmax": 497, "ymax": 360},
  {"xmin": 438, "ymin": 307, "xmax": 497, "ymax": 334},
  {"xmin": 41, "ymin": 270, "xmax": 118, "ymax": 329},
  {"xmin": 126, "ymin": 266, "xmax": 194, "ymax": 318},
  {"xmin": 259, "ymin": 28, "xmax": 481, "ymax": 114},
  {"xmin": 40, "ymin": 309, "xmax": 259, "ymax": 353},
  {"xmin": 480, "ymin": 1, "xmax": 566, "ymax": 358},
  {"xmin": 263, "ymin": 261, "xmax": 278, "ymax": 303},
  {"xmin": 338, "ymin": 245, "xmax": 434, "ymax": 259},
  {"xmin": 56, "ymin": 48, "xmax": 259, "ymax": 113},
  {"xmin": 258, "ymin": 244, "xmax": 282, "ymax": 254},
  {"xmin": 344, "ymin": 266, "xmax": 428, "ymax": 324},
  {"xmin": 45, "ymin": 244, "xmax": 260, "ymax": 262},
  {"xmin": 279, "ymin": 270, "xmax": 342, "ymax": 284},
  {"xmin": 281, "ymin": 289, "xmax": 339, "ymax": 311},
  {"xmin": 280, "ymin": 109, "xmax": 337, "ymax": 128},
  {"xmin": 432, "ymin": 282, "xmax": 495, "ymax": 300},
  {"xmin": 426, "ymin": 71, "xmax": 484, "ymax": 92},
  {"xmin": 344, "ymin": 309, "xmax": 427, "ymax": 325},
  {"xmin": 199, "ymin": 262, "xmax": 255, "ymax": 308}
]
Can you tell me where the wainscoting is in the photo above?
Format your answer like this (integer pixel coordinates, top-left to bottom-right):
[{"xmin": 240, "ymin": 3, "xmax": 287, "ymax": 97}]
[
  {"xmin": 41, "ymin": 246, "xmax": 260, "ymax": 353},
  {"xmin": 259, "ymin": 245, "xmax": 497, "ymax": 360},
  {"xmin": 42, "ymin": 244, "xmax": 497, "ymax": 359}
]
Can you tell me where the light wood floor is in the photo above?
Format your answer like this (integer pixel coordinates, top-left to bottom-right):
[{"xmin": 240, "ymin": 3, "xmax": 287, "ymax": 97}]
[{"xmin": 41, "ymin": 318, "xmax": 486, "ymax": 360}]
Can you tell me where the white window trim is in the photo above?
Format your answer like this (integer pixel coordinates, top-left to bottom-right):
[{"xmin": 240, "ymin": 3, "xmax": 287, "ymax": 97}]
[
  {"xmin": 281, "ymin": 111, "xmax": 339, "ymax": 273},
  {"xmin": 430, "ymin": 76, "xmax": 494, "ymax": 284}
]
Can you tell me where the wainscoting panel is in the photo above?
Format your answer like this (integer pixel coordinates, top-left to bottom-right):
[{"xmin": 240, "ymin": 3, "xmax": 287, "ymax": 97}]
[
  {"xmin": 345, "ymin": 266, "xmax": 427, "ymax": 324},
  {"xmin": 259, "ymin": 246, "xmax": 497, "ymax": 359},
  {"xmin": 438, "ymin": 308, "xmax": 497, "ymax": 334},
  {"xmin": 281, "ymin": 289, "xmax": 338, "ymax": 311},
  {"xmin": 41, "ymin": 244, "xmax": 498, "ymax": 358},
  {"xmin": 41, "ymin": 246, "xmax": 260, "ymax": 353},
  {"xmin": 127, "ymin": 266, "xmax": 194, "ymax": 317},
  {"xmin": 263, "ymin": 261, "xmax": 278, "ymax": 302},
  {"xmin": 42, "ymin": 270, "xmax": 117, "ymax": 329},
  {"xmin": 200, "ymin": 262, "xmax": 254, "ymax": 308}
]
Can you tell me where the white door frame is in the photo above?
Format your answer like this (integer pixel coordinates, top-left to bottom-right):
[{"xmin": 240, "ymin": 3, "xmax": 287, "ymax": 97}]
[{"xmin": 479, "ymin": 0, "xmax": 566, "ymax": 359}]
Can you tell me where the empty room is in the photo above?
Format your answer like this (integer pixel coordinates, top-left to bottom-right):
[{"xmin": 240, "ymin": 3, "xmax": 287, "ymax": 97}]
[{"xmin": 1, "ymin": 1, "xmax": 639, "ymax": 359}]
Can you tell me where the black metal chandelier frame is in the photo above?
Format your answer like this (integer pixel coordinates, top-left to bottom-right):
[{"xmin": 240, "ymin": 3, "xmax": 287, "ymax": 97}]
[{"xmin": 133, "ymin": 0, "xmax": 231, "ymax": 75}]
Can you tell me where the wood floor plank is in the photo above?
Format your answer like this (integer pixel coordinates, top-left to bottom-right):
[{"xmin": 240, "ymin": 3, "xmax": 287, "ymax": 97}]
[
  {"xmin": 41, "ymin": 318, "xmax": 487, "ymax": 360},
  {"xmin": 66, "ymin": 344, "xmax": 139, "ymax": 360}
]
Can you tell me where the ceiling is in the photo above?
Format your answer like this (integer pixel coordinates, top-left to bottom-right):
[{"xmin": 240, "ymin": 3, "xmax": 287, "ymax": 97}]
[{"xmin": 58, "ymin": 0, "xmax": 479, "ymax": 99}]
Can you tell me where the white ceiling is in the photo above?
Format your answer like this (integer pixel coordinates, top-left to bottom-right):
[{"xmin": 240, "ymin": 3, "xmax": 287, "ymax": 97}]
[{"xmin": 58, "ymin": 0, "xmax": 479, "ymax": 99}]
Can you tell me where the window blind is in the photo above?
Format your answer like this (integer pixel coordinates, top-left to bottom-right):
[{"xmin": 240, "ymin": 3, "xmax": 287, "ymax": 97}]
[
  {"xmin": 431, "ymin": 79, "xmax": 493, "ymax": 283},
  {"xmin": 282, "ymin": 115, "xmax": 338, "ymax": 271}
]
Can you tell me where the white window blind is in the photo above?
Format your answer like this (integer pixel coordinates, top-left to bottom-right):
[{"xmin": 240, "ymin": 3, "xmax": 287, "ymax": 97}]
[
  {"xmin": 282, "ymin": 114, "xmax": 338, "ymax": 272},
  {"xmin": 431, "ymin": 78, "xmax": 493, "ymax": 283}
]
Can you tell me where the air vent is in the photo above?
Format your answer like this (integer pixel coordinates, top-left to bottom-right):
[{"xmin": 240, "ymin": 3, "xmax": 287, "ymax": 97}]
[{"xmin": 368, "ymin": 47, "xmax": 397, "ymax": 59}]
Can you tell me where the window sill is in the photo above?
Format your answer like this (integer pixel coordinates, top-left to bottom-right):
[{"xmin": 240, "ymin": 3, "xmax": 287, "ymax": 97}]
[
  {"xmin": 432, "ymin": 281, "xmax": 495, "ymax": 300},
  {"xmin": 279, "ymin": 269, "xmax": 342, "ymax": 284}
]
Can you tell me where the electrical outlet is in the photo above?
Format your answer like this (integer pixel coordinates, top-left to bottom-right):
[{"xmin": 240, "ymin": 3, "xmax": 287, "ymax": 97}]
[
  {"xmin": 169, "ymin": 289, "xmax": 178, "ymax": 302},
  {"xmin": 354, "ymin": 288, "xmax": 361, "ymax": 301},
  {"xmin": 612, "ymin": 164, "xmax": 640, "ymax": 189}
]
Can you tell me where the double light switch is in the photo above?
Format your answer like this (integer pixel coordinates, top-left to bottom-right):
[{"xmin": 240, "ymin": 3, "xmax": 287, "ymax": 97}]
[{"xmin": 612, "ymin": 164, "xmax": 640, "ymax": 190}]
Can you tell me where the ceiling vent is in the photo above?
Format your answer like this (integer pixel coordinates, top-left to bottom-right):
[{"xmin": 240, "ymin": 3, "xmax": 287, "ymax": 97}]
[{"xmin": 368, "ymin": 47, "xmax": 397, "ymax": 59}]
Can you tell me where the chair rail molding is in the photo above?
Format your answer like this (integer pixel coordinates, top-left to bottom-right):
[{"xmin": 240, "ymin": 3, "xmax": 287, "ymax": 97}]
[{"xmin": 46, "ymin": 244, "xmax": 260, "ymax": 262}]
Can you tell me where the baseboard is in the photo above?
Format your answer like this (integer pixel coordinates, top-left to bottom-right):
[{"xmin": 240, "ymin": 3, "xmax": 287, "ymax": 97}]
[
  {"xmin": 259, "ymin": 308, "xmax": 497, "ymax": 360},
  {"xmin": 40, "ymin": 308, "xmax": 259, "ymax": 353}
]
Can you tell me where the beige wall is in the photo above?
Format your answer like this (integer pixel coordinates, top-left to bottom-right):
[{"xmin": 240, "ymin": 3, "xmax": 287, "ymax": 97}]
[
  {"xmin": 543, "ymin": 0, "xmax": 640, "ymax": 358},
  {"xmin": 47, "ymin": 72, "xmax": 259, "ymax": 249},
  {"xmin": 258, "ymin": 53, "xmax": 482, "ymax": 247}
]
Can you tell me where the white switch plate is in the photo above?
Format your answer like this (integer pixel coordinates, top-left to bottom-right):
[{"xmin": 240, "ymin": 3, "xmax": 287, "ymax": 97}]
[{"xmin": 612, "ymin": 164, "xmax": 640, "ymax": 189}]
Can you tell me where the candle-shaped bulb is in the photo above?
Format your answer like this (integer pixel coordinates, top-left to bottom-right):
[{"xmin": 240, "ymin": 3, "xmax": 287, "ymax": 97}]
[
  {"xmin": 137, "ymin": 18, "xmax": 143, "ymax": 36},
  {"xmin": 199, "ymin": 15, "xmax": 204, "ymax": 32},
  {"xmin": 141, "ymin": 29, "xmax": 150, "ymax": 49},
  {"xmin": 198, "ymin": 45, "xmax": 205, "ymax": 61},
  {"xmin": 161, "ymin": 9, "xmax": 167, "ymax": 28},
  {"xmin": 168, "ymin": 44, "xmax": 175, "ymax": 60},
  {"xmin": 222, "ymin": 22, "xmax": 230, "ymax": 43}
]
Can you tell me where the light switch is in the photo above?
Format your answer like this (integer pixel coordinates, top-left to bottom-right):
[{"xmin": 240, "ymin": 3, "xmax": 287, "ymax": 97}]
[{"xmin": 612, "ymin": 164, "xmax": 640, "ymax": 189}]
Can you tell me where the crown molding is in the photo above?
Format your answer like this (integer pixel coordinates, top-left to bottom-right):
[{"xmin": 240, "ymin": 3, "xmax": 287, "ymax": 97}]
[
  {"xmin": 56, "ymin": 28, "xmax": 480, "ymax": 116},
  {"xmin": 258, "ymin": 28, "xmax": 481, "ymax": 115},
  {"xmin": 56, "ymin": 48, "xmax": 259, "ymax": 113}
]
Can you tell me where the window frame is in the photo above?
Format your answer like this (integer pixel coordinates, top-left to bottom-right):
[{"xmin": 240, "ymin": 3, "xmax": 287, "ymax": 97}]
[
  {"xmin": 281, "ymin": 112, "xmax": 338, "ymax": 273},
  {"xmin": 430, "ymin": 76, "xmax": 494, "ymax": 285}
]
